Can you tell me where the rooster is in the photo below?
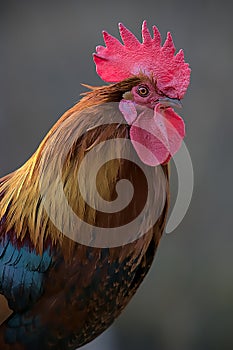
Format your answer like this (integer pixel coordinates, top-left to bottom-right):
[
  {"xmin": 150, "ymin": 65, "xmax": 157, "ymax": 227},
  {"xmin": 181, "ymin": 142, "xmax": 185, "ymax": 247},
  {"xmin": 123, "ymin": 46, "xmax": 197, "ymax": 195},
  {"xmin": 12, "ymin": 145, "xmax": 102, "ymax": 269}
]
[{"xmin": 0, "ymin": 21, "xmax": 190, "ymax": 349}]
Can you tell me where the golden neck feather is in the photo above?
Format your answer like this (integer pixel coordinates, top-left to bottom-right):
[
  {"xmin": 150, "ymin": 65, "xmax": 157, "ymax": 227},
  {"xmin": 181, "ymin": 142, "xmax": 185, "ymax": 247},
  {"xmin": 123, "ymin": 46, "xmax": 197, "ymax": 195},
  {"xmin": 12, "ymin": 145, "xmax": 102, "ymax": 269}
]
[{"xmin": 0, "ymin": 77, "xmax": 142, "ymax": 252}]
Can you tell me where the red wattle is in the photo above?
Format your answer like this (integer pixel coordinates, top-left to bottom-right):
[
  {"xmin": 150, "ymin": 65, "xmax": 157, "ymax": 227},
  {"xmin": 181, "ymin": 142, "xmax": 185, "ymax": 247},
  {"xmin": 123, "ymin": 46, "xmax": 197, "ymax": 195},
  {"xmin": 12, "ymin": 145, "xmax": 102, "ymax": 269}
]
[{"xmin": 120, "ymin": 100, "xmax": 185, "ymax": 166}]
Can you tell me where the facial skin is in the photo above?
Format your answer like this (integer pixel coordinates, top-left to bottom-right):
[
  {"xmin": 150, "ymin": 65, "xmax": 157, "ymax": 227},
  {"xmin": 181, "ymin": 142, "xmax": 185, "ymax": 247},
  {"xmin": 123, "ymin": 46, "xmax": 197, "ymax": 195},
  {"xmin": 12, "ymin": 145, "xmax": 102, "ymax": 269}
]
[
  {"xmin": 130, "ymin": 80, "xmax": 182, "ymax": 110},
  {"xmin": 131, "ymin": 81, "xmax": 163, "ymax": 109},
  {"xmin": 119, "ymin": 77, "xmax": 185, "ymax": 166}
]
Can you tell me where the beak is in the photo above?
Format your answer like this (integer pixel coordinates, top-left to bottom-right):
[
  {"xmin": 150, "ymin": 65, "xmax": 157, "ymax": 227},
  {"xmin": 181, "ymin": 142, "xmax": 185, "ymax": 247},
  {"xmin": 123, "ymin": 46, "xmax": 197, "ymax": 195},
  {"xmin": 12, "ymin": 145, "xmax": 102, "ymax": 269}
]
[{"xmin": 158, "ymin": 97, "xmax": 182, "ymax": 109}]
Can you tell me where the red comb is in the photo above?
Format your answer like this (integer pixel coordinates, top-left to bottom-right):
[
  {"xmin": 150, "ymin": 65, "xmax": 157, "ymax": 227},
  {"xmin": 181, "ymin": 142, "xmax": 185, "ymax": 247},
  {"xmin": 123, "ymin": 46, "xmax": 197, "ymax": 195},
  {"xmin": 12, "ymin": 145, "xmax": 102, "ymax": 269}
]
[{"xmin": 93, "ymin": 21, "xmax": 190, "ymax": 99}]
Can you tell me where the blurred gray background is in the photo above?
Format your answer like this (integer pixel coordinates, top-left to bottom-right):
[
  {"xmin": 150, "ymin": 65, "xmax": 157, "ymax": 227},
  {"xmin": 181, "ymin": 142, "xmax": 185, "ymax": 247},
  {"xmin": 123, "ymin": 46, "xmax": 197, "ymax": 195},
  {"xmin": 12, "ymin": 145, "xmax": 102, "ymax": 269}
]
[{"xmin": 1, "ymin": 1, "xmax": 233, "ymax": 349}]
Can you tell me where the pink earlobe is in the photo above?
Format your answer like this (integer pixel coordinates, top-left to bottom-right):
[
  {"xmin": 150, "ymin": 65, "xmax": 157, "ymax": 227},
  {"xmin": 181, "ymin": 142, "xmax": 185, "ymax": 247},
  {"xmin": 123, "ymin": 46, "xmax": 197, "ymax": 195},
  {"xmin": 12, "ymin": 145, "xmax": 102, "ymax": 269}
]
[{"xmin": 119, "ymin": 100, "xmax": 137, "ymax": 125}]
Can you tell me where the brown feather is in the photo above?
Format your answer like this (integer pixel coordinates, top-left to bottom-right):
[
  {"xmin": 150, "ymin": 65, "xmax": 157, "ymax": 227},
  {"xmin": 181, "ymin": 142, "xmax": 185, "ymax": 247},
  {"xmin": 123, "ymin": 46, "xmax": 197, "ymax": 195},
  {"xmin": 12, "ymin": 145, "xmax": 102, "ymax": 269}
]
[
  {"xmin": 0, "ymin": 76, "xmax": 170, "ymax": 348},
  {"xmin": 0, "ymin": 295, "xmax": 12, "ymax": 325},
  {"xmin": 0, "ymin": 76, "xmax": 166, "ymax": 253}
]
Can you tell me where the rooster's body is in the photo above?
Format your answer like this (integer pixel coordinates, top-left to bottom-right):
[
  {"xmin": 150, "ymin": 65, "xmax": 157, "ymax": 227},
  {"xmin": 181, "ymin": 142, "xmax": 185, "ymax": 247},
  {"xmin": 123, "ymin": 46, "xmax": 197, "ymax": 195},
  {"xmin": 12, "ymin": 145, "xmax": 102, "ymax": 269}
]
[{"xmin": 0, "ymin": 22, "xmax": 190, "ymax": 349}]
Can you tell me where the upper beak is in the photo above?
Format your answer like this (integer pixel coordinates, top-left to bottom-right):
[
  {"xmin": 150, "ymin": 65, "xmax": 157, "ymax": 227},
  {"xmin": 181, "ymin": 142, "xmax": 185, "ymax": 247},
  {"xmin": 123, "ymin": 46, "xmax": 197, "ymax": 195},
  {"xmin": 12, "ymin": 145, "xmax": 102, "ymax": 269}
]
[{"xmin": 158, "ymin": 97, "xmax": 182, "ymax": 109}]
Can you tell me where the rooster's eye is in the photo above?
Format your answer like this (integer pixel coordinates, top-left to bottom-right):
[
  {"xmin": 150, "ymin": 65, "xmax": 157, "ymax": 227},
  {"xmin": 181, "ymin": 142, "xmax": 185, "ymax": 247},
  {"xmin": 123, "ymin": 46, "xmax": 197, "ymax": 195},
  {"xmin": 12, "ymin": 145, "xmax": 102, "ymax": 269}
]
[{"xmin": 137, "ymin": 85, "xmax": 149, "ymax": 97}]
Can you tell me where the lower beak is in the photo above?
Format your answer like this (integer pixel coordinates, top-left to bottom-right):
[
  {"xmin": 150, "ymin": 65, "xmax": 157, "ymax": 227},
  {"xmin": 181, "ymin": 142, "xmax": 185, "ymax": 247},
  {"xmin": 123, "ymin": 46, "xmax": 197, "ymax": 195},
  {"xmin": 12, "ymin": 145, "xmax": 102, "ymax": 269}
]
[{"xmin": 158, "ymin": 97, "xmax": 182, "ymax": 109}]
